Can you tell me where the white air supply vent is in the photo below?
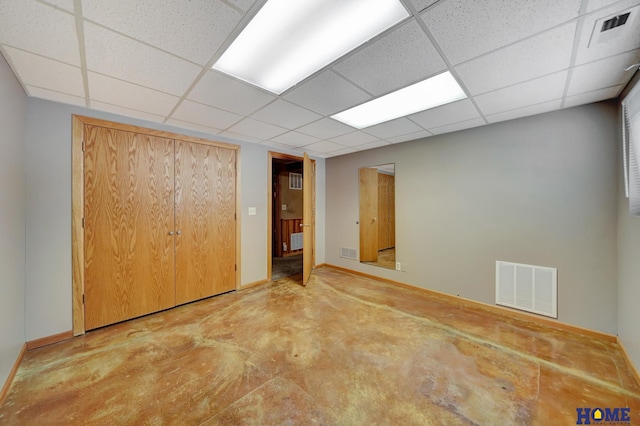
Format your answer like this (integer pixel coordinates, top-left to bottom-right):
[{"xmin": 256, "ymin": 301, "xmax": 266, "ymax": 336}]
[
  {"xmin": 340, "ymin": 247, "xmax": 357, "ymax": 260},
  {"xmin": 496, "ymin": 261, "xmax": 557, "ymax": 318},
  {"xmin": 588, "ymin": 5, "xmax": 640, "ymax": 47},
  {"xmin": 290, "ymin": 232, "xmax": 303, "ymax": 251}
]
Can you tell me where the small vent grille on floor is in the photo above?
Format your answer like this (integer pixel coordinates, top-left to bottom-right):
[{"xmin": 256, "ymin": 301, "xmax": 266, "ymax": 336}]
[
  {"xmin": 290, "ymin": 232, "xmax": 303, "ymax": 251},
  {"xmin": 496, "ymin": 261, "xmax": 557, "ymax": 318},
  {"xmin": 340, "ymin": 247, "xmax": 357, "ymax": 260}
]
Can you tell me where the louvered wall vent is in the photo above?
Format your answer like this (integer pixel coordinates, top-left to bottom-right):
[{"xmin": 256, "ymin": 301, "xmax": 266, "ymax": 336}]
[
  {"xmin": 496, "ymin": 261, "xmax": 557, "ymax": 318},
  {"xmin": 290, "ymin": 232, "xmax": 303, "ymax": 251},
  {"xmin": 589, "ymin": 5, "xmax": 639, "ymax": 46},
  {"xmin": 340, "ymin": 247, "xmax": 357, "ymax": 260}
]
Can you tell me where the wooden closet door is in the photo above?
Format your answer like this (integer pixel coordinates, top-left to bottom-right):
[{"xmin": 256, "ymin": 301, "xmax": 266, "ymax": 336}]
[
  {"xmin": 175, "ymin": 141, "xmax": 236, "ymax": 304},
  {"xmin": 84, "ymin": 126, "xmax": 175, "ymax": 330}
]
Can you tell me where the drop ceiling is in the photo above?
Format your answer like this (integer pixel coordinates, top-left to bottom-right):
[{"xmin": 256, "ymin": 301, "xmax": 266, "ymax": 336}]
[{"xmin": 1, "ymin": 0, "xmax": 639, "ymax": 158}]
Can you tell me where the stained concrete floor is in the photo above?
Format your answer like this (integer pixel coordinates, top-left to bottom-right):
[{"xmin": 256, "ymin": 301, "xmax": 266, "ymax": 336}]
[{"xmin": 1, "ymin": 267, "xmax": 639, "ymax": 425}]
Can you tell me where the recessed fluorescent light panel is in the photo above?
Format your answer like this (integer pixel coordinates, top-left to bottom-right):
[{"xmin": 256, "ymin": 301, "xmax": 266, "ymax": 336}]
[
  {"xmin": 212, "ymin": 0, "xmax": 409, "ymax": 95},
  {"xmin": 331, "ymin": 72, "xmax": 467, "ymax": 129}
]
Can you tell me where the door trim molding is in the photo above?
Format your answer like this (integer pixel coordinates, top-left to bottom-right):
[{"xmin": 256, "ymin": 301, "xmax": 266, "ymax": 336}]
[
  {"xmin": 267, "ymin": 151, "xmax": 315, "ymax": 282},
  {"xmin": 71, "ymin": 115, "xmax": 241, "ymax": 336}
]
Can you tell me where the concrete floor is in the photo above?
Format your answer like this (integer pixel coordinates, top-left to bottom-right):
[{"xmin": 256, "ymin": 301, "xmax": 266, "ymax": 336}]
[{"xmin": 1, "ymin": 267, "xmax": 639, "ymax": 425}]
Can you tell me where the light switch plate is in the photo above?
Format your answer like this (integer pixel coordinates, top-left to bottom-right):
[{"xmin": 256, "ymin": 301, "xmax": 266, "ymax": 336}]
[
  {"xmin": 395, "ymin": 262, "xmax": 401, "ymax": 271},
  {"xmin": 282, "ymin": 204, "xmax": 287, "ymax": 210},
  {"xmin": 248, "ymin": 207, "xmax": 257, "ymax": 216}
]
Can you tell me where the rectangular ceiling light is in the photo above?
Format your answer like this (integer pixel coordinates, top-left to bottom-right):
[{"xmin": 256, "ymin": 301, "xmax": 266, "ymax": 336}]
[
  {"xmin": 212, "ymin": 0, "xmax": 409, "ymax": 95},
  {"xmin": 331, "ymin": 71, "xmax": 467, "ymax": 129}
]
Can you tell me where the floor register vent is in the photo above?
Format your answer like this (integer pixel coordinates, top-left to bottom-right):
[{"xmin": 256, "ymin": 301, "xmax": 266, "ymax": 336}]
[{"xmin": 496, "ymin": 261, "xmax": 557, "ymax": 318}]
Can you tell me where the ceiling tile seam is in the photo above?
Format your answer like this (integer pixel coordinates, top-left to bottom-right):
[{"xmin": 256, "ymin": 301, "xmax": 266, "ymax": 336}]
[
  {"xmin": 0, "ymin": 45, "xmax": 33, "ymax": 97},
  {"xmin": 276, "ymin": 17, "xmax": 415, "ymax": 98},
  {"xmin": 566, "ymin": 83, "xmax": 625, "ymax": 99},
  {"xmin": 405, "ymin": 117, "xmax": 435, "ymax": 135},
  {"xmin": 163, "ymin": 0, "xmax": 270, "ymax": 127},
  {"xmin": 560, "ymin": 0, "xmax": 590, "ymax": 108},
  {"xmin": 74, "ymin": 0, "xmax": 90, "ymax": 108},
  {"xmin": 361, "ymin": 125, "xmax": 426, "ymax": 141},
  {"xmin": 85, "ymin": 69, "xmax": 182, "ymax": 100},
  {"xmin": 469, "ymin": 67, "xmax": 573, "ymax": 99},
  {"xmin": 426, "ymin": 116, "xmax": 486, "ymax": 133},
  {"xmin": 86, "ymin": 98, "xmax": 166, "ymax": 120},
  {"xmin": 574, "ymin": 47, "xmax": 640, "ymax": 70},
  {"xmin": 19, "ymin": 83, "xmax": 85, "ymax": 101},
  {"xmin": 442, "ymin": 13, "xmax": 593, "ymax": 69},
  {"xmin": 0, "ymin": 43, "xmax": 81, "ymax": 69},
  {"xmin": 248, "ymin": 98, "xmax": 329, "ymax": 129},
  {"xmin": 483, "ymin": 97, "xmax": 564, "ymax": 120},
  {"xmin": 217, "ymin": 0, "xmax": 244, "ymax": 15},
  {"xmin": 588, "ymin": 0, "xmax": 639, "ymax": 17},
  {"xmin": 81, "ymin": 19, "xmax": 206, "ymax": 68},
  {"xmin": 34, "ymin": 0, "xmax": 74, "ymax": 16},
  {"xmin": 410, "ymin": 8, "xmax": 489, "ymax": 125}
]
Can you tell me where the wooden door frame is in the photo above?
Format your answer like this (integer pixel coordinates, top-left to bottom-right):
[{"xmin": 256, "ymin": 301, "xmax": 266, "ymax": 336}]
[
  {"xmin": 267, "ymin": 151, "xmax": 315, "ymax": 281},
  {"xmin": 71, "ymin": 115, "xmax": 241, "ymax": 336}
]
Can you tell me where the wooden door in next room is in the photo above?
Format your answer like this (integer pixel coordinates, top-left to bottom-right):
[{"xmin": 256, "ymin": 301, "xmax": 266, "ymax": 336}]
[{"xmin": 174, "ymin": 140, "xmax": 237, "ymax": 305}]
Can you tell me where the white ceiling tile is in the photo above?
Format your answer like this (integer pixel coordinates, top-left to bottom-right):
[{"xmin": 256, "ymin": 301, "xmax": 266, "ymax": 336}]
[
  {"xmin": 327, "ymin": 147, "xmax": 358, "ymax": 156},
  {"xmin": 574, "ymin": 1, "xmax": 640, "ymax": 65},
  {"xmin": 166, "ymin": 118, "xmax": 223, "ymax": 135},
  {"xmin": 0, "ymin": 0, "xmax": 80, "ymax": 65},
  {"xmin": 330, "ymin": 131, "xmax": 380, "ymax": 147},
  {"xmin": 408, "ymin": 99, "xmax": 481, "ymax": 129},
  {"xmin": 227, "ymin": 118, "xmax": 288, "ymax": 140},
  {"xmin": 26, "ymin": 85, "xmax": 85, "ymax": 106},
  {"xmin": 429, "ymin": 117, "xmax": 487, "ymax": 135},
  {"xmin": 89, "ymin": 72, "xmax": 180, "ymax": 116},
  {"xmin": 564, "ymin": 86, "xmax": 622, "ymax": 108},
  {"xmin": 362, "ymin": 118, "xmax": 423, "ymax": 139},
  {"xmin": 333, "ymin": 20, "xmax": 447, "ymax": 96},
  {"xmin": 251, "ymin": 100, "xmax": 322, "ymax": 130},
  {"xmin": 587, "ymin": 0, "xmax": 633, "ymax": 13},
  {"xmin": 296, "ymin": 118, "xmax": 354, "ymax": 140},
  {"xmin": 456, "ymin": 23, "xmax": 576, "ymax": 96},
  {"xmin": 354, "ymin": 140, "xmax": 392, "ymax": 150},
  {"xmin": 422, "ymin": 0, "xmax": 582, "ymax": 64},
  {"xmin": 90, "ymin": 101, "xmax": 166, "ymax": 123},
  {"xmin": 474, "ymin": 71, "xmax": 568, "ymax": 116},
  {"xmin": 188, "ymin": 71, "xmax": 275, "ymax": 115},
  {"xmin": 39, "ymin": 0, "xmax": 74, "ymax": 12},
  {"xmin": 224, "ymin": 0, "xmax": 258, "ymax": 13},
  {"xmin": 300, "ymin": 141, "xmax": 346, "ymax": 154},
  {"xmin": 219, "ymin": 130, "xmax": 262, "ymax": 144},
  {"xmin": 84, "ymin": 22, "xmax": 201, "ymax": 96},
  {"xmin": 408, "ymin": 0, "xmax": 440, "ymax": 13},
  {"xmin": 82, "ymin": 0, "xmax": 243, "ymax": 65},
  {"xmin": 260, "ymin": 141, "xmax": 301, "ymax": 152},
  {"xmin": 270, "ymin": 131, "xmax": 321, "ymax": 147},
  {"xmin": 386, "ymin": 130, "xmax": 432, "ymax": 144},
  {"xmin": 284, "ymin": 70, "xmax": 372, "ymax": 115},
  {"xmin": 172, "ymin": 100, "xmax": 243, "ymax": 130},
  {"xmin": 568, "ymin": 50, "xmax": 640, "ymax": 96},
  {"xmin": 485, "ymin": 99, "xmax": 562, "ymax": 124},
  {"xmin": 4, "ymin": 47, "xmax": 84, "ymax": 97}
]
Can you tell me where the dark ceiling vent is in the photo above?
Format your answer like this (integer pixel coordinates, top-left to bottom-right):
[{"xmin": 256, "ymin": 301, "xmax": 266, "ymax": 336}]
[{"xmin": 601, "ymin": 12, "xmax": 630, "ymax": 32}]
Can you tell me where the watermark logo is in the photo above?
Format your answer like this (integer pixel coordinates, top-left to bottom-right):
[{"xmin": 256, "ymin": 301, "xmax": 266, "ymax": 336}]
[{"xmin": 576, "ymin": 407, "xmax": 631, "ymax": 424}]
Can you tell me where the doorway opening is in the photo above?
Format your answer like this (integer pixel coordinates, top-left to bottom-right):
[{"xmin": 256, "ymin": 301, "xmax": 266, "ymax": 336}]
[{"xmin": 270, "ymin": 155, "xmax": 304, "ymax": 281}]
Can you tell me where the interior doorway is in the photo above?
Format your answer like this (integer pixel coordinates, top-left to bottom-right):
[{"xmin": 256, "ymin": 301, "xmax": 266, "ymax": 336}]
[{"xmin": 269, "ymin": 154, "xmax": 304, "ymax": 281}]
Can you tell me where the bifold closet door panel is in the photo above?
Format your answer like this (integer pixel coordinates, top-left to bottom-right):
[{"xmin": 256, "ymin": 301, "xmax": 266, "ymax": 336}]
[
  {"xmin": 175, "ymin": 141, "xmax": 236, "ymax": 305},
  {"xmin": 84, "ymin": 126, "xmax": 176, "ymax": 330}
]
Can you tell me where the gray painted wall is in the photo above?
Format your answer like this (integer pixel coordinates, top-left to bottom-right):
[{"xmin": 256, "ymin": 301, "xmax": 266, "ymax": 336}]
[
  {"xmin": 326, "ymin": 102, "xmax": 619, "ymax": 334},
  {"xmin": 0, "ymin": 55, "xmax": 26, "ymax": 385},
  {"xmin": 24, "ymin": 98, "xmax": 325, "ymax": 341},
  {"xmin": 618, "ymin": 75, "xmax": 640, "ymax": 372}
]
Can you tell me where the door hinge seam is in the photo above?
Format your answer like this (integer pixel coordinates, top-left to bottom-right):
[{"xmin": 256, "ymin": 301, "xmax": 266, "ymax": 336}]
[{"xmin": 82, "ymin": 217, "xmax": 84, "ymax": 228}]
